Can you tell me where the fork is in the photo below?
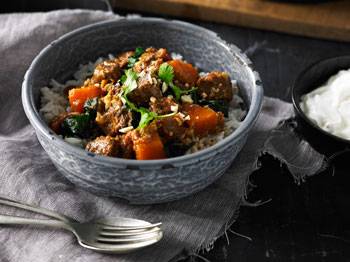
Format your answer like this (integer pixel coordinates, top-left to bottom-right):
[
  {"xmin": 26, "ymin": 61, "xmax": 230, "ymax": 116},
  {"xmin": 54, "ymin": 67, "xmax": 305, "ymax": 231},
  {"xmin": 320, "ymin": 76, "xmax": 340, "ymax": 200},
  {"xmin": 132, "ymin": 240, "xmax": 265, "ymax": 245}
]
[{"xmin": 0, "ymin": 196, "xmax": 162, "ymax": 253}]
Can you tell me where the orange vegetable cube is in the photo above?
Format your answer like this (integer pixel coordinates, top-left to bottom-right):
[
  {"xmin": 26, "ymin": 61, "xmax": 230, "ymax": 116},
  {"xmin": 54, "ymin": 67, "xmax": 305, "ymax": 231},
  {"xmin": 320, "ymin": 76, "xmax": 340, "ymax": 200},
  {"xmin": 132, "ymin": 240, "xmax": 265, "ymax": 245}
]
[
  {"xmin": 68, "ymin": 86, "xmax": 103, "ymax": 113},
  {"xmin": 168, "ymin": 60, "xmax": 198, "ymax": 85},
  {"xmin": 133, "ymin": 129, "xmax": 166, "ymax": 160},
  {"xmin": 182, "ymin": 104, "xmax": 221, "ymax": 136}
]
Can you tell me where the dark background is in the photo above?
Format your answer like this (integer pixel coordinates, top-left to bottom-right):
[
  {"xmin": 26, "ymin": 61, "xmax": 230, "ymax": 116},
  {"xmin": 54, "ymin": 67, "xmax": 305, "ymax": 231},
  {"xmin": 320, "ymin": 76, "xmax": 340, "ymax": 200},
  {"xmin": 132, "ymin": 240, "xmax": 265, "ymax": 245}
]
[{"xmin": 2, "ymin": 1, "xmax": 350, "ymax": 261}]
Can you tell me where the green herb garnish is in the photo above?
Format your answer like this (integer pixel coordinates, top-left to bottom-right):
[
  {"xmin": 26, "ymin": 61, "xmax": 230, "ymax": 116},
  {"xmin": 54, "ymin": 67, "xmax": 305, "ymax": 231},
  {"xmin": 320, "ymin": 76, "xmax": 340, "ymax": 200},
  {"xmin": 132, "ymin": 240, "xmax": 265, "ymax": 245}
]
[
  {"xmin": 127, "ymin": 47, "xmax": 144, "ymax": 68},
  {"xmin": 137, "ymin": 109, "xmax": 176, "ymax": 129},
  {"xmin": 158, "ymin": 63, "xmax": 174, "ymax": 84},
  {"xmin": 138, "ymin": 107, "xmax": 158, "ymax": 129},
  {"xmin": 123, "ymin": 69, "xmax": 138, "ymax": 95},
  {"xmin": 119, "ymin": 68, "xmax": 175, "ymax": 129},
  {"xmin": 120, "ymin": 74, "xmax": 127, "ymax": 84},
  {"xmin": 158, "ymin": 62, "xmax": 197, "ymax": 100},
  {"xmin": 170, "ymin": 84, "xmax": 197, "ymax": 101}
]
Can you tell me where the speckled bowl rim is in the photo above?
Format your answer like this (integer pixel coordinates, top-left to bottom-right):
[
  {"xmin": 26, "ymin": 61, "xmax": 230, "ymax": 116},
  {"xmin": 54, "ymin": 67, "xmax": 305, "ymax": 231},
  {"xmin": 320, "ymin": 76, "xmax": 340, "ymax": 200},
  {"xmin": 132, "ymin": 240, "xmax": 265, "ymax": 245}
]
[
  {"xmin": 22, "ymin": 17, "xmax": 264, "ymax": 167},
  {"xmin": 292, "ymin": 55, "xmax": 350, "ymax": 146}
]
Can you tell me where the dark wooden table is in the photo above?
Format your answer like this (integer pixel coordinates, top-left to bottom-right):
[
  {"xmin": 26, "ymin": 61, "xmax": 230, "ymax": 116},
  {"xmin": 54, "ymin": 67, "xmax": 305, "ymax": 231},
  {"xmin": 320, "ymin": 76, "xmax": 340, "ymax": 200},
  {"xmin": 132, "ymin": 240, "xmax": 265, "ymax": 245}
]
[{"xmin": 3, "ymin": 2, "xmax": 350, "ymax": 261}]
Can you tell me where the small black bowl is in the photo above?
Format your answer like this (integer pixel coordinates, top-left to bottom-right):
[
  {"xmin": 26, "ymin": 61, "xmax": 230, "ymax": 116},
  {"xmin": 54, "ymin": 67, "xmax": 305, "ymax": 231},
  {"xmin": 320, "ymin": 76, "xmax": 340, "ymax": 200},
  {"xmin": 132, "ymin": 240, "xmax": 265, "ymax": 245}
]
[{"xmin": 292, "ymin": 56, "xmax": 350, "ymax": 156}]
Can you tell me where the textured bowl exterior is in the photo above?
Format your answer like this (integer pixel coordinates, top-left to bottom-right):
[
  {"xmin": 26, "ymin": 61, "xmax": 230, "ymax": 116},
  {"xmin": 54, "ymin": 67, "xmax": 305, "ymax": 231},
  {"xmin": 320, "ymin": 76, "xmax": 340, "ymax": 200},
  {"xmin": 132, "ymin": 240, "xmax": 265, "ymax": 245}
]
[{"xmin": 22, "ymin": 18, "xmax": 263, "ymax": 204}]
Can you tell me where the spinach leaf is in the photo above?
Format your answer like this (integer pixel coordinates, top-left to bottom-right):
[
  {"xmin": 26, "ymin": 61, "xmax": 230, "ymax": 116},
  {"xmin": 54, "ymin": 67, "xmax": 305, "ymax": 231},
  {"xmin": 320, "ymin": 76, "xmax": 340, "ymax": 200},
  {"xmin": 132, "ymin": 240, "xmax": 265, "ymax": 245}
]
[
  {"xmin": 84, "ymin": 97, "xmax": 98, "ymax": 112},
  {"xmin": 164, "ymin": 141, "xmax": 191, "ymax": 158},
  {"xmin": 62, "ymin": 98, "xmax": 99, "ymax": 138},
  {"xmin": 198, "ymin": 99, "xmax": 229, "ymax": 117},
  {"xmin": 62, "ymin": 114, "xmax": 91, "ymax": 138}
]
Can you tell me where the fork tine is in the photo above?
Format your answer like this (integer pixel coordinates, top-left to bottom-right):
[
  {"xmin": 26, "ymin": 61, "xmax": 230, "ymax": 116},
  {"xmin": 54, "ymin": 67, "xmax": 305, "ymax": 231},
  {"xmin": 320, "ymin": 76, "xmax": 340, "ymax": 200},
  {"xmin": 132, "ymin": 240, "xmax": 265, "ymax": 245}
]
[
  {"xmin": 89, "ymin": 235, "xmax": 163, "ymax": 250},
  {"xmin": 96, "ymin": 232, "xmax": 161, "ymax": 243},
  {"xmin": 100, "ymin": 222, "xmax": 162, "ymax": 231},
  {"xmin": 100, "ymin": 227, "xmax": 161, "ymax": 237}
]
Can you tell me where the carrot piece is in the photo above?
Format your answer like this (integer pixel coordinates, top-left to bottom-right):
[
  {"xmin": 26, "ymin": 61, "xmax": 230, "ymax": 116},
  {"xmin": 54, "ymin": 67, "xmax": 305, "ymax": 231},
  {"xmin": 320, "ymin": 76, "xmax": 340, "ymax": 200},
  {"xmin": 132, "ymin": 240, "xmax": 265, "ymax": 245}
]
[
  {"xmin": 68, "ymin": 86, "xmax": 104, "ymax": 113},
  {"xmin": 183, "ymin": 104, "xmax": 220, "ymax": 136},
  {"xmin": 134, "ymin": 130, "xmax": 166, "ymax": 160},
  {"xmin": 168, "ymin": 60, "xmax": 198, "ymax": 85}
]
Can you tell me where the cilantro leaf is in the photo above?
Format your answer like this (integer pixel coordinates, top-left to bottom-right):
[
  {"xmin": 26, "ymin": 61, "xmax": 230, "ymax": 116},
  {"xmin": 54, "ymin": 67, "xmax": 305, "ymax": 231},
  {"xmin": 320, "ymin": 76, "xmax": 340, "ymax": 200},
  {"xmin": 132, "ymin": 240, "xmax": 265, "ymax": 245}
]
[
  {"xmin": 137, "ymin": 107, "xmax": 176, "ymax": 129},
  {"xmin": 120, "ymin": 74, "xmax": 127, "ymax": 84},
  {"xmin": 123, "ymin": 69, "xmax": 138, "ymax": 95},
  {"xmin": 122, "ymin": 95, "xmax": 138, "ymax": 112},
  {"xmin": 138, "ymin": 107, "xmax": 157, "ymax": 129},
  {"xmin": 158, "ymin": 63, "xmax": 197, "ymax": 101},
  {"xmin": 158, "ymin": 63, "xmax": 174, "ymax": 84},
  {"xmin": 169, "ymin": 82, "xmax": 197, "ymax": 101},
  {"xmin": 127, "ymin": 57, "xmax": 137, "ymax": 68},
  {"xmin": 169, "ymin": 83, "xmax": 181, "ymax": 101},
  {"xmin": 120, "ymin": 69, "xmax": 138, "ymax": 111},
  {"xmin": 127, "ymin": 47, "xmax": 144, "ymax": 68},
  {"xmin": 118, "ymin": 64, "xmax": 179, "ymax": 129}
]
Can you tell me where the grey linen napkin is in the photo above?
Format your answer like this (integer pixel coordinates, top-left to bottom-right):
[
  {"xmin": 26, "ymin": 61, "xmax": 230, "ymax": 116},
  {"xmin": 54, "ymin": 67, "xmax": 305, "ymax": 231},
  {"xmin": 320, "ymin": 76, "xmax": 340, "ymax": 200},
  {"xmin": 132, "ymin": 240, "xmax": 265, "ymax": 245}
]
[{"xmin": 0, "ymin": 10, "xmax": 325, "ymax": 262}]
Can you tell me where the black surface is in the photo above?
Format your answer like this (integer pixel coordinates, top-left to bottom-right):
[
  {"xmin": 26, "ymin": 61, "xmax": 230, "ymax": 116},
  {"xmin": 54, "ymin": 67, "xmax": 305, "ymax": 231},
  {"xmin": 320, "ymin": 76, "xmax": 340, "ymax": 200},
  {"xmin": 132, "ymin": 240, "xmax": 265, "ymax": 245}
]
[
  {"xmin": 184, "ymin": 153, "xmax": 350, "ymax": 262},
  {"xmin": 3, "ymin": 2, "xmax": 350, "ymax": 261},
  {"xmin": 172, "ymin": 14, "xmax": 350, "ymax": 262}
]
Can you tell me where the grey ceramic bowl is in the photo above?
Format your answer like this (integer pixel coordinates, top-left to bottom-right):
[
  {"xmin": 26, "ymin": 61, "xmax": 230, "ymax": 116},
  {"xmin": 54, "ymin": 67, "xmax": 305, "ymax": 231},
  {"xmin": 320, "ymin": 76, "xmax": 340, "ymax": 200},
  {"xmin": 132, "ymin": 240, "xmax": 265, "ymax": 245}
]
[{"xmin": 22, "ymin": 18, "xmax": 263, "ymax": 204}]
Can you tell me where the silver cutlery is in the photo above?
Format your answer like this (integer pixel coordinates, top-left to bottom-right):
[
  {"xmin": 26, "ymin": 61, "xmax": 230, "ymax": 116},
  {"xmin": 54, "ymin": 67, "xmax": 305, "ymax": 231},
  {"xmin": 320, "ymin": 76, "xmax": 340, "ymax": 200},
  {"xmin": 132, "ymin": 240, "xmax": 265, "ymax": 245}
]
[{"xmin": 0, "ymin": 196, "xmax": 162, "ymax": 253}]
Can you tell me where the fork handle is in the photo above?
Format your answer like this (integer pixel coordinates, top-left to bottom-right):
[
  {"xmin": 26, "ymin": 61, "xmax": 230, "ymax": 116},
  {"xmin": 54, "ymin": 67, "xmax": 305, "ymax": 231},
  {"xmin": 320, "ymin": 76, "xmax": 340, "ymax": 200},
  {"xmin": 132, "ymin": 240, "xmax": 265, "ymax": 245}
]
[
  {"xmin": 0, "ymin": 214, "xmax": 72, "ymax": 231},
  {"xmin": 0, "ymin": 196, "xmax": 72, "ymax": 223}
]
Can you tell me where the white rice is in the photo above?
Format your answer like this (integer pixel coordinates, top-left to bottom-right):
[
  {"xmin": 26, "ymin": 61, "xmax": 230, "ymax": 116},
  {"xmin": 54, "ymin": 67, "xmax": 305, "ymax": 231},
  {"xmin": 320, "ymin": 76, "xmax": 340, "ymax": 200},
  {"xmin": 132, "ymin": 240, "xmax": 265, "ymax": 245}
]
[
  {"xmin": 171, "ymin": 52, "xmax": 183, "ymax": 60},
  {"xmin": 40, "ymin": 54, "xmax": 246, "ymax": 153},
  {"xmin": 39, "ymin": 85, "xmax": 67, "ymax": 122},
  {"xmin": 64, "ymin": 137, "xmax": 85, "ymax": 147}
]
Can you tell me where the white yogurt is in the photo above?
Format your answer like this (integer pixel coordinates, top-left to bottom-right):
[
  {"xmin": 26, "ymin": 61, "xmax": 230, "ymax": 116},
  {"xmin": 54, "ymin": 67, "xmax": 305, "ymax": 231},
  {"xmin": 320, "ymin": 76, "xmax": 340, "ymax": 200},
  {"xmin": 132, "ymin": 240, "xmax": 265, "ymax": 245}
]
[{"xmin": 300, "ymin": 68, "xmax": 350, "ymax": 140}]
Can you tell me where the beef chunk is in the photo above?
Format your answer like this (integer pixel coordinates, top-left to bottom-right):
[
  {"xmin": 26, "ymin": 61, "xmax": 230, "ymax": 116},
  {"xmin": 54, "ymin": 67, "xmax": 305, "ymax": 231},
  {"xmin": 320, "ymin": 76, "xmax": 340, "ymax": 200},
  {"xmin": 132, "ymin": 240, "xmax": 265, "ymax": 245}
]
[
  {"xmin": 127, "ymin": 48, "xmax": 170, "ymax": 105},
  {"xmin": 133, "ymin": 47, "xmax": 170, "ymax": 73},
  {"xmin": 120, "ymin": 133, "xmax": 135, "ymax": 159},
  {"xmin": 86, "ymin": 136, "xmax": 120, "ymax": 157},
  {"xmin": 196, "ymin": 72, "xmax": 233, "ymax": 102},
  {"xmin": 150, "ymin": 97, "xmax": 178, "ymax": 115},
  {"xmin": 157, "ymin": 115, "xmax": 186, "ymax": 141},
  {"xmin": 128, "ymin": 72, "xmax": 162, "ymax": 106},
  {"xmin": 95, "ymin": 98, "xmax": 133, "ymax": 136},
  {"xmin": 91, "ymin": 59, "xmax": 121, "ymax": 84},
  {"xmin": 116, "ymin": 51, "xmax": 134, "ymax": 69}
]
